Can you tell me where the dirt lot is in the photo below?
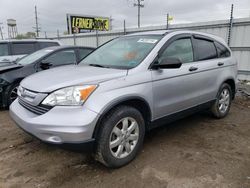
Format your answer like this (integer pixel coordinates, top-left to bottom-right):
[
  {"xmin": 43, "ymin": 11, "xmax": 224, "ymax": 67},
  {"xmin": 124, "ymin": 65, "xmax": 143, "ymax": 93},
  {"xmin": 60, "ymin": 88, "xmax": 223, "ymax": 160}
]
[{"xmin": 0, "ymin": 97, "xmax": 250, "ymax": 188}]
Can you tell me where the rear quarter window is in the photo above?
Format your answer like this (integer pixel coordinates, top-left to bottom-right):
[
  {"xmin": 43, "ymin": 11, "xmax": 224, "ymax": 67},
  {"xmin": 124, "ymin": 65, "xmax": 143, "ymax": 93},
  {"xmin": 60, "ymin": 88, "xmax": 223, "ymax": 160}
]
[
  {"xmin": 38, "ymin": 42, "xmax": 59, "ymax": 49},
  {"xmin": 194, "ymin": 38, "xmax": 217, "ymax": 61},
  {"xmin": 215, "ymin": 42, "xmax": 231, "ymax": 58},
  {"xmin": 11, "ymin": 43, "xmax": 36, "ymax": 55},
  {"xmin": 78, "ymin": 48, "xmax": 93, "ymax": 61},
  {"xmin": 0, "ymin": 43, "xmax": 9, "ymax": 56}
]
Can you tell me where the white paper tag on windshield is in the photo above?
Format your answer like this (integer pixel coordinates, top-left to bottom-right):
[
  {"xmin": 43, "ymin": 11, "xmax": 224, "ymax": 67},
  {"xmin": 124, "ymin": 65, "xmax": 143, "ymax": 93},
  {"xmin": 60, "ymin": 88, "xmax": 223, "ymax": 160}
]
[{"xmin": 137, "ymin": 39, "xmax": 158, "ymax": 44}]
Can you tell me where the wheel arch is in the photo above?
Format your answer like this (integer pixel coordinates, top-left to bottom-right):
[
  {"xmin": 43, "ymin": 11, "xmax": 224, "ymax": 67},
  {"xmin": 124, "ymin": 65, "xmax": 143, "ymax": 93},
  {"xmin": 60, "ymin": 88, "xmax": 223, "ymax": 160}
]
[
  {"xmin": 92, "ymin": 96, "xmax": 152, "ymax": 139},
  {"xmin": 223, "ymin": 78, "xmax": 236, "ymax": 99}
]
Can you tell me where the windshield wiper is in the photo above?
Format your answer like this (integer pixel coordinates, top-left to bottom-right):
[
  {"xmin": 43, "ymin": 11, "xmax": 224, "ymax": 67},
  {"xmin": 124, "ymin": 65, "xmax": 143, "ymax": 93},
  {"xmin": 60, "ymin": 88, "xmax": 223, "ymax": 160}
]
[{"xmin": 88, "ymin": 64, "xmax": 110, "ymax": 68}]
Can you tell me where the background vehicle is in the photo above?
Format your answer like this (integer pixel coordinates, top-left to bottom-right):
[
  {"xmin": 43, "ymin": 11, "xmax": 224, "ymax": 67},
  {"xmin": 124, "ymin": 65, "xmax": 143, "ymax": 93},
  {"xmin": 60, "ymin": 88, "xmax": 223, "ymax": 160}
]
[
  {"xmin": 0, "ymin": 45, "xmax": 94, "ymax": 108},
  {"xmin": 0, "ymin": 39, "xmax": 61, "ymax": 65},
  {"xmin": 10, "ymin": 30, "xmax": 237, "ymax": 168}
]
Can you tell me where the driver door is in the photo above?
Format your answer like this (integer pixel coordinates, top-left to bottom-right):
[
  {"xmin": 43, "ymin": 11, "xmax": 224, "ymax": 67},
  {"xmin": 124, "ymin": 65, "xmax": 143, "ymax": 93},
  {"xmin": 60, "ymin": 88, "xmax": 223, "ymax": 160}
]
[{"xmin": 151, "ymin": 35, "xmax": 203, "ymax": 119}]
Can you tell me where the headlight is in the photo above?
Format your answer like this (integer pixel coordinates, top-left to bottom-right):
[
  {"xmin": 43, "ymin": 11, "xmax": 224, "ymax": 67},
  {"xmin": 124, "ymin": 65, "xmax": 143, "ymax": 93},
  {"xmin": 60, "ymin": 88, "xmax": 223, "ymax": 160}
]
[{"xmin": 42, "ymin": 85, "xmax": 97, "ymax": 106}]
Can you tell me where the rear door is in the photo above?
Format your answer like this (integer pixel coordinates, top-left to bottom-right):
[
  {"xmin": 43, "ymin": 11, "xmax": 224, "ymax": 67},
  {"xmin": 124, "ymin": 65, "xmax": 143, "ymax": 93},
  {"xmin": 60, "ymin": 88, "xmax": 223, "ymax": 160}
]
[{"xmin": 191, "ymin": 35, "xmax": 222, "ymax": 101}]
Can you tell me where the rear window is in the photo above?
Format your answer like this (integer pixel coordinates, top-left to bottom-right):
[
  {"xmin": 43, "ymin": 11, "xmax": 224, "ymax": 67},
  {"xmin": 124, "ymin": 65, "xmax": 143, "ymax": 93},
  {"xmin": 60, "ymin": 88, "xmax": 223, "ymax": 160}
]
[
  {"xmin": 0, "ymin": 43, "xmax": 9, "ymax": 56},
  {"xmin": 215, "ymin": 42, "xmax": 230, "ymax": 58},
  {"xmin": 39, "ymin": 42, "xmax": 59, "ymax": 49},
  {"xmin": 78, "ymin": 48, "xmax": 93, "ymax": 61},
  {"xmin": 11, "ymin": 43, "xmax": 36, "ymax": 55},
  {"xmin": 194, "ymin": 38, "xmax": 217, "ymax": 61}
]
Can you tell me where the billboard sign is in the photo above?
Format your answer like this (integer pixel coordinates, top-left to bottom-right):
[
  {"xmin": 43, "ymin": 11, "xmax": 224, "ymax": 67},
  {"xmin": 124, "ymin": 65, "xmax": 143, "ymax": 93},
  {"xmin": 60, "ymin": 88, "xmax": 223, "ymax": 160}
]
[{"xmin": 67, "ymin": 14, "xmax": 109, "ymax": 34}]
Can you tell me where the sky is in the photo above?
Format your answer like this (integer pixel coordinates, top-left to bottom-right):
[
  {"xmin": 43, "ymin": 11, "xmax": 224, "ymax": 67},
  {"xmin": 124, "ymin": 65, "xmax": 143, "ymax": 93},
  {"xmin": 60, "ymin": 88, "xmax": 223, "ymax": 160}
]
[{"xmin": 0, "ymin": 0, "xmax": 250, "ymax": 38}]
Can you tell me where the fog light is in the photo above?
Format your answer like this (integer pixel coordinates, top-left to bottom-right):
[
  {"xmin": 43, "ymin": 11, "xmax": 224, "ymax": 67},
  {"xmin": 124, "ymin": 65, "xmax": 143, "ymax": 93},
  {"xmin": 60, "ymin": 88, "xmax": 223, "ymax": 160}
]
[{"xmin": 48, "ymin": 136, "xmax": 62, "ymax": 143}]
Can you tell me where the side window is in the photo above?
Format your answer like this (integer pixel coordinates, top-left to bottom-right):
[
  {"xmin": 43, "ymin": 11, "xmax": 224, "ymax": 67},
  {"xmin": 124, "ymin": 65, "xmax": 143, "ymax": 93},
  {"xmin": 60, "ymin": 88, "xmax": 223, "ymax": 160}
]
[
  {"xmin": 11, "ymin": 43, "xmax": 36, "ymax": 55},
  {"xmin": 214, "ymin": 42, "xmax": 230, "ymax": 58},
  {"xmin": 0, "ymin": 43, "xmax": 9, "ymax": 56},
  {"xmin": 194, "ymin": 38, "xmax": 217, "ymax": 61},
  {"xmin": 160, "ymin": 38, "xmax": 194, "ymax": 63},
  {"xmin": 78, "ymin": 48, "xmax": 93, "ymax": 61},
  {"xmin": 39, "ymin": 42, "xmax": 59, "ymax": 49},
  {"xmin": 44, "ymin": 49, "xmax": 77, "ymax": 66}
]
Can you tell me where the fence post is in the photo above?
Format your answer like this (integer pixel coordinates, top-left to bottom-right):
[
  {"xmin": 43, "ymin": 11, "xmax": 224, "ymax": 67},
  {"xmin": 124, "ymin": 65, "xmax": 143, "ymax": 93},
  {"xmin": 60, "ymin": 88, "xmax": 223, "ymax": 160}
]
[
  {"xmin": 124, "ymin": 20, "xmax": 126, "ymax": 35},
  {"xmin": 73, "ymin": 33, "xmax": 76, "ymax": 46},
  {"xmin": 96, "ymin": 30, "xmax": 99, "ymax": 47}
]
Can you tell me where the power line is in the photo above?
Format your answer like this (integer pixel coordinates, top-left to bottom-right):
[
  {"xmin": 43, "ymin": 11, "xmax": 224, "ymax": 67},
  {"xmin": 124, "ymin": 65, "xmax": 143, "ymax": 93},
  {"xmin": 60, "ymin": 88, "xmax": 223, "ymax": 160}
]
[{"xmin": 134, "ymin": 0, "xmax": 144, "ymax": 28}]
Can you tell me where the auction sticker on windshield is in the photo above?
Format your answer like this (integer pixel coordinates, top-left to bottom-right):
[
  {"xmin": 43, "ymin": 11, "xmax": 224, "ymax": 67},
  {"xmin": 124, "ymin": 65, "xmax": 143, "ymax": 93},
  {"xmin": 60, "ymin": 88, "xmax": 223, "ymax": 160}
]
[{"xmin": 137, "ymin": 39, "xmax": 158, "ymax": 44}]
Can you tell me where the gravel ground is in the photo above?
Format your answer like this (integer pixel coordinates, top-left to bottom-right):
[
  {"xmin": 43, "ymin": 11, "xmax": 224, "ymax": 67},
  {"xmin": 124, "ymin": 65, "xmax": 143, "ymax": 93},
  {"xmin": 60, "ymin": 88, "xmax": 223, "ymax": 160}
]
[{"xmin": 0, "ymin": 97, "xmax": 249, "ymax": 188}]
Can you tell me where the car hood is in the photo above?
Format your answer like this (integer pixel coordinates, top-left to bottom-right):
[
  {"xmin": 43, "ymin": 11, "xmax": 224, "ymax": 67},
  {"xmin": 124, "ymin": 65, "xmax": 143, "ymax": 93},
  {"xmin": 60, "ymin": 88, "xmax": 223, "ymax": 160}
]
[
  {"xmin": 0, "ymin": 63, "xmax": 23, "ymax": 73},
  {"xmin": 21, "ymin": 65, "xmax": 128, "ymax": 92}
]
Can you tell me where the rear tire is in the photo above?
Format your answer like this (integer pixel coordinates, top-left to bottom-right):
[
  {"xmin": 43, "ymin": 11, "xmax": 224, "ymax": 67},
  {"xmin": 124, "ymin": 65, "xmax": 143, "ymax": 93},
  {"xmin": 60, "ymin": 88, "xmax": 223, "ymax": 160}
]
[
  {"xmin": 95, "ymin": 105, "xmax": 145, "ymax": 168},
  {"xmin": 210, "ymin": 83, "xmax": 232, "ymax": 118}
]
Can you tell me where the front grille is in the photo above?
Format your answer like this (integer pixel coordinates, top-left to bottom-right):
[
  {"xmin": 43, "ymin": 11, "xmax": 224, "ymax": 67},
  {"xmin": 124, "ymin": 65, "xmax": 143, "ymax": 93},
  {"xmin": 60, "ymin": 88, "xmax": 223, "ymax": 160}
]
[{"xmin": 18, "ymin": 97, "xmax": 52, "ymax": 115}]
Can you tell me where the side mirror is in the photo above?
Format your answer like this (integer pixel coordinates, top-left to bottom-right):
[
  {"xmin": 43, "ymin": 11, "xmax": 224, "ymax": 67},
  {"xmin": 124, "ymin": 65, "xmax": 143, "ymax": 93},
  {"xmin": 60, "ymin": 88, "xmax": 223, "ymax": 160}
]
[
  {"xmin": 40, "ymin": 61, "xmax": 52, "ymax": 70},
  {"xmin": 152, "ymin": 57, "xmax": 182, "ymax": 69}
]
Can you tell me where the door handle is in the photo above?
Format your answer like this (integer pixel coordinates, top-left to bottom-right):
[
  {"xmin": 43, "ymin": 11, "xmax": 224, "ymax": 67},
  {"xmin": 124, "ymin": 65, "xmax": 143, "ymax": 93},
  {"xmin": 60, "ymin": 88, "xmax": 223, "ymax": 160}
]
[
  {"xmin": 2, "ymin": 59, "xmax": 10, "ymax": 62},
  {"xmin": 218, "ymin": 62, "xmax": 224, "ymax": 66},
  {"xmin": 189, "ymin": 66, "xmax": 198, "ymax": 72}
]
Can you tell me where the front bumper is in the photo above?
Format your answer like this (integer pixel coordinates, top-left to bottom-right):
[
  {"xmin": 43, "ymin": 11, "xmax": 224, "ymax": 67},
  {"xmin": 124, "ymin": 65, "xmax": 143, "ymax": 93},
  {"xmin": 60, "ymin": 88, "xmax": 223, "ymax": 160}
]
[{"xmin": 9, "ymin": 99, "xmax": 100, "ymax": 144}]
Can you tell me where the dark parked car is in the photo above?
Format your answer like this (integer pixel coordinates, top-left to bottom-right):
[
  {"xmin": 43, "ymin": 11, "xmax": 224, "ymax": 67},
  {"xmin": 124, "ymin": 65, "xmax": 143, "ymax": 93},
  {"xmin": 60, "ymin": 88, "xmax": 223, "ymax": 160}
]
[{"xmin": 0, "ymin": 45, "xmax": 94, "ymax": 108}]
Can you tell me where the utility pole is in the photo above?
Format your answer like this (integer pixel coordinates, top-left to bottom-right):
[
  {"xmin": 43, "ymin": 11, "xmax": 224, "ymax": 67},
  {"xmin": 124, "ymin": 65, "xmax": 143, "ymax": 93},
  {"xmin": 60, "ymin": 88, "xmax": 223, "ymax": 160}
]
[
  {"xmin": 57, "ymin": 29, "xmax": 60, "ymax": 39},
  {"xmin": 227, "ymin": 4, "xmax": 234, "ymax": 46},
  {"xmin": 34, "ymin": 6, "xmax": 40, "ymax": 37},
  {"xmin": 134, "ymin": 0, "xmax": 144, "ymax": 28}
]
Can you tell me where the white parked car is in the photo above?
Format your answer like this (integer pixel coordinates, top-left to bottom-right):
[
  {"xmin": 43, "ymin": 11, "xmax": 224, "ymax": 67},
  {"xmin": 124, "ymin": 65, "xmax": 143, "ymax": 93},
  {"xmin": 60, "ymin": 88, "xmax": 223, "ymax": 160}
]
[{"xmin": 0, "ymin": 39, "xmax": 61, "ymax": 65}]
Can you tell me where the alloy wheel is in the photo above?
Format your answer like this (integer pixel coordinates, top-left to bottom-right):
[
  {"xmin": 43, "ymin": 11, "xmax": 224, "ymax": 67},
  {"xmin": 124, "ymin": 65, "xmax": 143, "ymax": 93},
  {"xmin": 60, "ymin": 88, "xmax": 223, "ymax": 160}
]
[
  {"xmin": 9, "ymin": 86, "xmax": 18, "ymax": 103},
  {"xmin": 109, "ymin": 117, "xmax": 139, "ymax": 159},
  {"xmin": 218, "ymin": 88, "xmax": 230, "ymax": 114}
]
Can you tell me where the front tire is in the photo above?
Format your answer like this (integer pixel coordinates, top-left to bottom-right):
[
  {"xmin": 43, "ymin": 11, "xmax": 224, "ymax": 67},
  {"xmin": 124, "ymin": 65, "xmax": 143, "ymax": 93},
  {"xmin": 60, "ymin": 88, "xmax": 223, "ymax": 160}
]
[
  {"xmin": 95, "ymin": 105, "xmax": 145, "ymax": 168},
  {"xmin": 5, "ymin": 83, "xmax": 19, "ymax": 108},
  {"xmin": 210, "ymin": 83, "xmax": 232, "ymax": 118}
]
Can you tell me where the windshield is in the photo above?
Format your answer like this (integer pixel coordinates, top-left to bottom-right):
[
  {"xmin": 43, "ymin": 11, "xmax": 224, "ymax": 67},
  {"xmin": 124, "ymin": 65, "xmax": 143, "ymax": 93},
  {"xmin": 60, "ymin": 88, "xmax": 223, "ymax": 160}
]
[
  {"xmin": 79, "ymin": 35, "xmax": 162, "ymax": 69},
  {"xmin": 17, "ymin": 48, "xmax": 54, "ymax": 65}
]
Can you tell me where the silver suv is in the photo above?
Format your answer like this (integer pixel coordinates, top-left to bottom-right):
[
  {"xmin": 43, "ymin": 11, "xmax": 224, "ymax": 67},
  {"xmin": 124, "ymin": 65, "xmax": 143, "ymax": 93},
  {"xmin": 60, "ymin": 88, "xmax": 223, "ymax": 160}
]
[{"xmin": 10, "ymin": 30, "xmax": 237, "ymax": 168}]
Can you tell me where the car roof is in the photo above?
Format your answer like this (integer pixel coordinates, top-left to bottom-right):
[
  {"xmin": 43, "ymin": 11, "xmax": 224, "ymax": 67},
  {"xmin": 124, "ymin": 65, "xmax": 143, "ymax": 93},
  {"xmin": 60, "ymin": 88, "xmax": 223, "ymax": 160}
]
[
  {"xmin": 127, "ymin": 30, "xmax": 170, "ymax": 36},
  {"xmin": 127, "ymin": 30, "xmax": 228, "ymax": 46},
  {"xmin": 0, "ymin": 39, "xmax": 60, "ymax": 43},
  {"xmin": 42, "ymin": 45, "xmax": 95, "ymax": 51}
]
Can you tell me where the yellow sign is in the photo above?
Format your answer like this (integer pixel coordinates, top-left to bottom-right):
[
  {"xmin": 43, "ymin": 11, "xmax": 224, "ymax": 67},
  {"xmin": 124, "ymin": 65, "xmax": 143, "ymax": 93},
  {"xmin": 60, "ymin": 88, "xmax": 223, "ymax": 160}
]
[
  {"xmin": 67, "ymin": 14, "xmax": 110, "ymax": 34},
  {"xmin": 168, "ymin": 16, "xmax": 174, "ymax": 21}
]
